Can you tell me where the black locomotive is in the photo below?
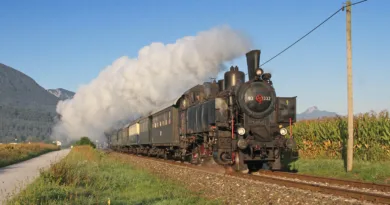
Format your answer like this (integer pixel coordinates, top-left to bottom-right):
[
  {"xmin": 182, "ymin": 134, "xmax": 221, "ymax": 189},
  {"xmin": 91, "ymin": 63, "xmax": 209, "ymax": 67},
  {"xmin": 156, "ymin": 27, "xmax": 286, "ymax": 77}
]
[{"xmin": 107, "ymin": 49, "xmax": 297, "ymax": 172}]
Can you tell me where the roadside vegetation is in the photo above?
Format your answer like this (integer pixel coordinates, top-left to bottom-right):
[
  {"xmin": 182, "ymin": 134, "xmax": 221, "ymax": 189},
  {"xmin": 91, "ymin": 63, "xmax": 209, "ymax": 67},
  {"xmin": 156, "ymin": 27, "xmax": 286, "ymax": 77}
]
[
  {"xmin": 0, "ymin": 143, "xmax": 60, "ymax": 168},
  {"xmin": 288, "ymin": 110, "xmax": 390, "ymax": 184},
  {"xmin": 7, "ymin": 146, "xmax": 220, "ymax": 205}
]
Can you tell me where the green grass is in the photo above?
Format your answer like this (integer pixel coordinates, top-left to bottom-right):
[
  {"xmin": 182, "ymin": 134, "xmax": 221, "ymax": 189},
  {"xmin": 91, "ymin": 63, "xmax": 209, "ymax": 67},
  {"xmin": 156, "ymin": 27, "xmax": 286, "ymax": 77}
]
[
  {"xmin": 287, "ymin": 158, "xmax": 390, "ymax": 184},
  {"xmin": 7, "ymin": 146, "xmax": 221, "ymax": 205}
]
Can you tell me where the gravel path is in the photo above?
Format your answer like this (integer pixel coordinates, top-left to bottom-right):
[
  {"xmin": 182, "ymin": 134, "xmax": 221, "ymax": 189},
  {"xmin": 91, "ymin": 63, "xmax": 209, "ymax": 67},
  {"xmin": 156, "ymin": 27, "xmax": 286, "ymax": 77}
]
[
  {"xmin": 121, "ymin": 154, "xmax": 380, "ymax": 205},
  {"xmin": 0, "ymin": 149, "xmax": 70, "ymax": 204}
]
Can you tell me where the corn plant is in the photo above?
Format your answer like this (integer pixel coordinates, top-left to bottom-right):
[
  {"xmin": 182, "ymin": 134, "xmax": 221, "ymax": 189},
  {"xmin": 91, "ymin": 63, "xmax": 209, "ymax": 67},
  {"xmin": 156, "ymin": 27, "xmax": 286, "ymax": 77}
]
[{"xmin": 292, "ymin": 110, "xmax": 390, "ymax": 161}]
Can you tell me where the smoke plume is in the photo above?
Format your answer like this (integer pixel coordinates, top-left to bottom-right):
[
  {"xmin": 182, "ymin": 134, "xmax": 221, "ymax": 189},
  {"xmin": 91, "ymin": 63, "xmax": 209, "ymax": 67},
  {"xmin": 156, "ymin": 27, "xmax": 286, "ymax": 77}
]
[{"xmin": 51, "ymin": 25, "xmax": 252, "ymax": 143}]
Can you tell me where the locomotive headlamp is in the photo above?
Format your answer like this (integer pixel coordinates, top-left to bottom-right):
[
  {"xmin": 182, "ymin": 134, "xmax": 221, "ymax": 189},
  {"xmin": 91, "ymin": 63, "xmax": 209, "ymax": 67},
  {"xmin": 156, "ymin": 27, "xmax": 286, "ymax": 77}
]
[
  {"xmin": 237, "ymin": 139, "xmax": 248, "ymax": 150},
  {"xmin": 237, "ymin": 127, "xmax": 246, "ymax": 135},
  {"xmin": 280, "ymin": 128, "xmax": 288, "ymax": 136},
  {"xmin": 255, "ymin": 68, "xmax": 264, "ymax": 76}
]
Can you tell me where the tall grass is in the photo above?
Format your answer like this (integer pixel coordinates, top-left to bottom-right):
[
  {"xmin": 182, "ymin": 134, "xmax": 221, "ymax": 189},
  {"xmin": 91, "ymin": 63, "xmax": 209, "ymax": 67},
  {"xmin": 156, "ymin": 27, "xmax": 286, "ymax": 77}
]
[
  {"xmin": 0, "ymin": 143, "xmax": 60, "ymax": 168},
  {"xmin": 7, "ymin": 146, "xmax": 220, "ymax": 205},
  {"xmin": 292, "ymin": 110, "xmax": 390, "ymax": 161}
]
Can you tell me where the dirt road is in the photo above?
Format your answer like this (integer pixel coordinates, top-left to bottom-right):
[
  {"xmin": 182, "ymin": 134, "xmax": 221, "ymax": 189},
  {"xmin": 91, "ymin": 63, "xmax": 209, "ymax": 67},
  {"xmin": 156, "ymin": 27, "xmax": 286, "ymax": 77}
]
[{"xmin": 0, "ymin": 149, "xmax": 70, "ymax": 204}]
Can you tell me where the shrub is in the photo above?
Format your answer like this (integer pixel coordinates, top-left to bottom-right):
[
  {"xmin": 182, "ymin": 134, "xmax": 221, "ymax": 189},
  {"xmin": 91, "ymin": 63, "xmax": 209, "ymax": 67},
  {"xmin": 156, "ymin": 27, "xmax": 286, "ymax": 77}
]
[{"xmin": 74, "ymin": 137, "xmax": 96, "ymax": 148}]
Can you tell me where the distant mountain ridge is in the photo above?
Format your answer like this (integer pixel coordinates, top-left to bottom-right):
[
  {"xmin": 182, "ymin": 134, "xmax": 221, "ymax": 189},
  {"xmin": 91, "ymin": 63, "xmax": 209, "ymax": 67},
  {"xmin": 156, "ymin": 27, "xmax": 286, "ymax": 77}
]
[
  {"xmin": 0, "ymin": 63, "xmax": 77, "ymax": 142},
  {"xmin": 0, "ymin": 63, "xmax": 59, "ymax": 113},
  {"xmin": 48, "ymin": 88, "xmax": 75, "ymax": 100},
  {"xmin": 297, "ymin": 106, "xmax": 338, "ymax": 120},
  {"xmin": 0, "ymin": 63, "xmax": 62, "ymax": 142}
]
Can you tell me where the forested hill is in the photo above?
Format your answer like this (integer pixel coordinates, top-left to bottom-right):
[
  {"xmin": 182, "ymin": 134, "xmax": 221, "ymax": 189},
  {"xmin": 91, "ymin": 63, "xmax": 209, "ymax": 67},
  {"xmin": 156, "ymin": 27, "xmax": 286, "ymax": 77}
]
[
  {"xmin": 0, "ymin": 63, "xmax": 73, "ymax": 143},
  {"xmin": 0, "ymin": 63, "xmax": 59, "ymax": 112}
]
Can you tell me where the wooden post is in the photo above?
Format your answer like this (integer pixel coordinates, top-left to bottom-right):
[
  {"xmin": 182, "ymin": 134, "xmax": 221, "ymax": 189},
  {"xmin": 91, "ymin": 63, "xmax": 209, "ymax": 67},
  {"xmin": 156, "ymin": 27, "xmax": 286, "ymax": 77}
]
[{"xmin": 345, "ymin": 0, "xmax": 354, "ymax": 172}]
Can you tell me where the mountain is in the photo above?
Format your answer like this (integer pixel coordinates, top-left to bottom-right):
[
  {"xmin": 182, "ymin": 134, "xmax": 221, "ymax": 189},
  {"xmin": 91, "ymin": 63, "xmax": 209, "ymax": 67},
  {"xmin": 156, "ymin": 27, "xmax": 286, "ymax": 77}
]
[
  {"xmin": 0, "ymin": 63, "xmax": 59, "ymax": 113},
  {"xmin": 48, "ymin": 88, "xmax": 75, "ymax": 100},
  {"xmin": 297, "ymin": 106, "xmax": 338, "ymax": 120},
  {"xmin": 0, "ymin": 63, "xmax": 60, "ymax": 142}
]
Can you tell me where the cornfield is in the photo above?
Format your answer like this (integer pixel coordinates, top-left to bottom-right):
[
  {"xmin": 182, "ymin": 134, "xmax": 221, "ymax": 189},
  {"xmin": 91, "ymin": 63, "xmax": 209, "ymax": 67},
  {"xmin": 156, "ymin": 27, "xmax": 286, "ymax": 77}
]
[
  {"xmin": 292, "ymin": 110, "xmax": 390, "ymax": 161},
  {"xmin": 0, "ymin": 142, "xmax": 60, "ymax": 167}
]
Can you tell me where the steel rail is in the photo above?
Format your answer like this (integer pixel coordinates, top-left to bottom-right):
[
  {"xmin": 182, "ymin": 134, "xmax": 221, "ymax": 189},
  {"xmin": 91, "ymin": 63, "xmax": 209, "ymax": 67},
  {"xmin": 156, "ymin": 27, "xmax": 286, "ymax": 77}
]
[{"xmin": 258, "ymin": 170, "xmax": 390, "ymax": 193}]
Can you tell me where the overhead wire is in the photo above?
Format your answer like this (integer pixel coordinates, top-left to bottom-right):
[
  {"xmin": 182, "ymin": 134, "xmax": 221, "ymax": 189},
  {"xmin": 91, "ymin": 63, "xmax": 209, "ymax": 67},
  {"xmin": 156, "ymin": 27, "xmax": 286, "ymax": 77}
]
[{"xmin": 260, "ymin": 0, "xmax": 368, "ymax": 67}]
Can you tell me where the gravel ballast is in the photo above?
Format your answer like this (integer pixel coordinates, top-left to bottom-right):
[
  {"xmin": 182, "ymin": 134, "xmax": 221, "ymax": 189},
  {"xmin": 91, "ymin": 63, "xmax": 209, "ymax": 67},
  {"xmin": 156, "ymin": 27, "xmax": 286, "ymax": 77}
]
[{"xmin": 116, "ymin": 153, "xmax": 379, "ymax": 205}]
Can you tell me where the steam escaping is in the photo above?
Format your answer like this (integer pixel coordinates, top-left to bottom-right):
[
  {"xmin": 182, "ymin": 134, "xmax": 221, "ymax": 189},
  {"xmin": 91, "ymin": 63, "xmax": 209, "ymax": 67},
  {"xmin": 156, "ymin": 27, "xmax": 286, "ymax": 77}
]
[{"xmin": 51, "ymin": 25, "xmax": 252, "ymax": 143}]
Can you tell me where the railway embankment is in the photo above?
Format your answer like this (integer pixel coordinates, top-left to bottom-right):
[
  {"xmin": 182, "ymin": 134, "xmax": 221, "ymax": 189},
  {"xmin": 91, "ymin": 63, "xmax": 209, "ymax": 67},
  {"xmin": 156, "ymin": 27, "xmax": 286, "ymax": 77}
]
[
  {"xmin": 113, "ymin": 153, "xmax": 382, "ymax": 205},
  {"xmin": 6, "ymin": 146, "xmax": 219, "ymax": 205}
]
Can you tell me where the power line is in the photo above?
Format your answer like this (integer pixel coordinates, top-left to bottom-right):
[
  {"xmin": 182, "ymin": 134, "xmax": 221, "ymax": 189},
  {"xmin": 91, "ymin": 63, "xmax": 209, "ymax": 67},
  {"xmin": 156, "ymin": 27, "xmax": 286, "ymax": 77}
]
[{"xmin": 260, "ymin": 0, "xmax": 368, "ymax": 67}]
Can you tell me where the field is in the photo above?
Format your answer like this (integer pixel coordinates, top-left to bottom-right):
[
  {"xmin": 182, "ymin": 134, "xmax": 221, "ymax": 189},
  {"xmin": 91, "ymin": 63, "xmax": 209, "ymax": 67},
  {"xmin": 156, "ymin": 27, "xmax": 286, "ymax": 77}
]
[
  {"xmin": 287, "ymin": 110, "xmax": 390, "ymax": 183},
  {"xmin": 7, "ymin": 146, "xmax": 220, "ymax": 205},
  {"xmin": 0, "ymin": 143, "xmax": 60, "ymax": 168},
  {"xmin": 292, "ymin": 110, "xmax": 390, "ymax": 161}
]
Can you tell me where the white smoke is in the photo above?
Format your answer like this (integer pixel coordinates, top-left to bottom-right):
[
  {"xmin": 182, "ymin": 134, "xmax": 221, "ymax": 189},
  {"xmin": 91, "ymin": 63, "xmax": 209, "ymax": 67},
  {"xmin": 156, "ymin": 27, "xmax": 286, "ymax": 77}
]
[{"xmin": 51, "ymin": 25, "xmax": 252, "ymax": 143}]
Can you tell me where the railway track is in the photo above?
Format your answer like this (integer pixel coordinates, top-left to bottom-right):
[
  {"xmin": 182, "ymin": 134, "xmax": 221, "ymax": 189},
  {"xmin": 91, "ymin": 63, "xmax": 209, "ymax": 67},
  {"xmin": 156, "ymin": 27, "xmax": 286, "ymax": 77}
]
[
  {"xmin": 257, "ymin": 170, "xmax": 390, "ymax": 193},
  {"xmin": 110, "ymin": 150, "xmax": 390, "ymax": 204},
  {"xmin": 236, "ymin": 172, "xmax": 390, "ymax": 204}
]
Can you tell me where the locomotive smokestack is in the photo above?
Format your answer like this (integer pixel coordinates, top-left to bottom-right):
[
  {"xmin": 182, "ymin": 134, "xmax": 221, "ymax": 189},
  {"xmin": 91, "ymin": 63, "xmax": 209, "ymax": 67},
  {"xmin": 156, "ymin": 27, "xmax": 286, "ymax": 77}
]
[{"xmin": 246, "ymin": 49, "xmax": 261, "ymax": 80}]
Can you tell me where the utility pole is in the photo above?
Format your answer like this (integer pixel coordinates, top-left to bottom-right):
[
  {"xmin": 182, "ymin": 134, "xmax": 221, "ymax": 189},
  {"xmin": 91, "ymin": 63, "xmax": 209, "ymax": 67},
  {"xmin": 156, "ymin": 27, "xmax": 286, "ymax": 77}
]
[{"xmin": 345, "ymin": 0, "xmax": 354, "ymax": 172}]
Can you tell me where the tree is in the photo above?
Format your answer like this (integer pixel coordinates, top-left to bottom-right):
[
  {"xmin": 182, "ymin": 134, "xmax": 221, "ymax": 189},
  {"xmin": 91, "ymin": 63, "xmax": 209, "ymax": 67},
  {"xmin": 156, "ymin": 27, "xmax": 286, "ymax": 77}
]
[{"xmin": 74, "ymin": 136, "xmax": 96, "ymax": 148}]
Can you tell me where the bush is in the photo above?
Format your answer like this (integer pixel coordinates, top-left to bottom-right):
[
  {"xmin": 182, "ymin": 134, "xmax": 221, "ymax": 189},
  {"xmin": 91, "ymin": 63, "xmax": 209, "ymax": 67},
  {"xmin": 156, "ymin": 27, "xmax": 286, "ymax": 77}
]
[{"xmin": 74, "ymin": 137, "xmax": 96, "ymax": 149}]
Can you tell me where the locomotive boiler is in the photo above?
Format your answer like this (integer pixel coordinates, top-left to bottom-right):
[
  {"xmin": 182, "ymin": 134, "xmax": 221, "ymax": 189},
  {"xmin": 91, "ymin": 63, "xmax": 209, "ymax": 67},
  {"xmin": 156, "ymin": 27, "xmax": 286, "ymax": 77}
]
[{"xmin": 108, "ymin": 49, "xmax": 297, "ymax": 172}]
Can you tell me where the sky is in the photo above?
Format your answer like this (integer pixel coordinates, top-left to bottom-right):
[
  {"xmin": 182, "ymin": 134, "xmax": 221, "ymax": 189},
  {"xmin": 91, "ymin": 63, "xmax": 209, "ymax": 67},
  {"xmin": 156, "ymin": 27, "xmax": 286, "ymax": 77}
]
[{"xmin": 0, "ymin": 0, "xmax": 389, "ymax": 115}]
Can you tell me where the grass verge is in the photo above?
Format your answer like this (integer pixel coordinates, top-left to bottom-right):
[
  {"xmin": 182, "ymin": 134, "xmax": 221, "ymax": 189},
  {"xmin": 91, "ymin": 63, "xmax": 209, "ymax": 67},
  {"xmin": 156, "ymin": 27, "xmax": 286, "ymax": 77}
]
[
  {"xmin": 0, "ymin": 143, "xmax": 60, "ymax": 168},
  {"xmin": 7, "ymin": 146, "xmax": 220, "ymax": 205},
  {"xmin": 287, "ymin": 158, "xmax": 390, "ymax": 184}
]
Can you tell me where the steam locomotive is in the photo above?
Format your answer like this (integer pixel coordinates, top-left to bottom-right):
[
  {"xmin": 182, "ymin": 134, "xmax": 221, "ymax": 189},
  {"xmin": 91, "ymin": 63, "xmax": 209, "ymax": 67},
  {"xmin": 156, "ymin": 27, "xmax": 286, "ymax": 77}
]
[{"xmin": 107, "ymin": 49, "xmax": 297, "ymax": 172}]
